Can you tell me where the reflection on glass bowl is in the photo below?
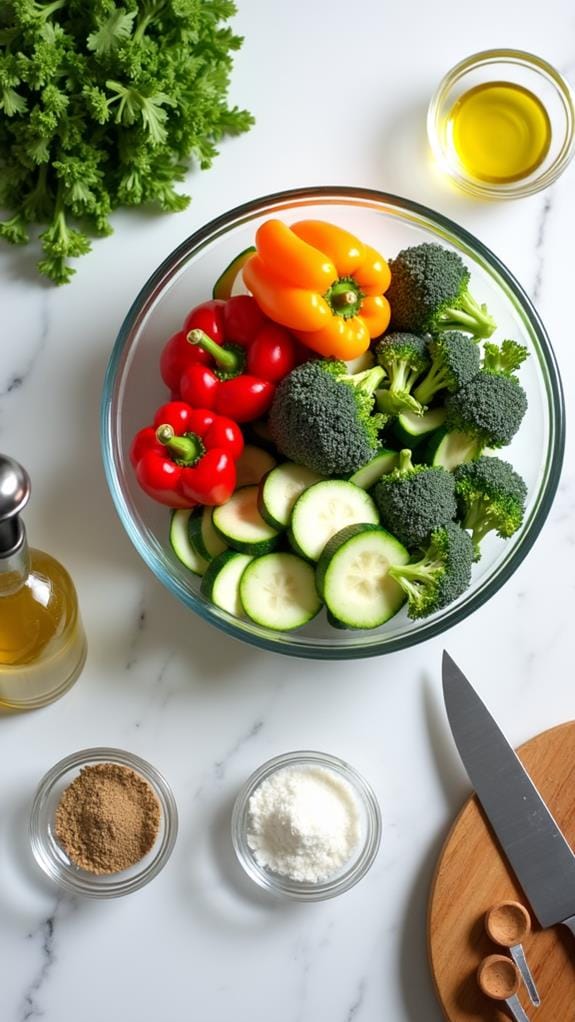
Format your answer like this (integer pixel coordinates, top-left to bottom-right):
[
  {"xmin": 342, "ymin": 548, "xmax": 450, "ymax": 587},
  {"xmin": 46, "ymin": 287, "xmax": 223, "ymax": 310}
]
[{"xmin": 101, "ymin": 187, "xmax": 564, "ymax": 660}]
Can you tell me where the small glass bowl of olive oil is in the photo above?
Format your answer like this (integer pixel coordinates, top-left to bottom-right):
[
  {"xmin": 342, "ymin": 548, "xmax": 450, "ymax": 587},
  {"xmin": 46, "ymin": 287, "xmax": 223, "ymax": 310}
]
[{"xmin": 428, "ymin": 49, "xmax": 575, "ymax": 199}]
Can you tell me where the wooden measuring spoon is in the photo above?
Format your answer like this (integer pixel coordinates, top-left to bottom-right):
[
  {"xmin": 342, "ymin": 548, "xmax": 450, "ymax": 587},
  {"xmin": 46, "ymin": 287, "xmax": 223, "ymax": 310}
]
[
  {"xmin": 485, "ymin": 901, "xmax": 540, "ymax": 1007},
  {"xmin": 477, "ymin": 955, "xmax": 531, "ymax": 1022}
]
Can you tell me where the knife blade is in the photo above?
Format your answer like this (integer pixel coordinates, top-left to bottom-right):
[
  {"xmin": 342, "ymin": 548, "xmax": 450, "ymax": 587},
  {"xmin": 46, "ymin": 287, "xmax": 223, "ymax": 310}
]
[{"xmin": 442, "ymin": 651, "xmax": 575, "ymax": 933}]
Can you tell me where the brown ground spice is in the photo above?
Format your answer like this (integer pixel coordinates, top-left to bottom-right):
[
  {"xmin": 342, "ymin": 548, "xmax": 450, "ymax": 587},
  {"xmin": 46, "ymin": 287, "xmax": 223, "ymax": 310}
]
[{"xmin": 55, "ymin": 763, "xmax": 161, "ymax": 875}]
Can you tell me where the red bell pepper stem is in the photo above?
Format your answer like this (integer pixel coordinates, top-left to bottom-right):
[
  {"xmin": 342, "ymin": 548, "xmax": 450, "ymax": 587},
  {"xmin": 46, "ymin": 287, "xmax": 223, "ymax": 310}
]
[
  {"xmin": 187, "ymin": 329, "xmax": 243, "ymax": 374},
  {"xmin": 155, "ymin": 424, "xmax": 203, "ymax": 464}
]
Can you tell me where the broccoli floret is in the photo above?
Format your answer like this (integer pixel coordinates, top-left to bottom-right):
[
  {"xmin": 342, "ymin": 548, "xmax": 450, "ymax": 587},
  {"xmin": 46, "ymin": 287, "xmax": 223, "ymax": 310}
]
[
  {"xmin": 268, "ymin": 358, "xmax": 386, "ymax": 476},
  {"xmin": 444, "ymin": 371, "xmax": 528, "ymax": 459},
  {"xmin": 373, "ymin": 448, "xmax": 457, "ymax": 548},
  {"xmin": 387, "ymin": 243, "xmax": 496, "ymax": 339},
  {"xmin": 413, "ymin": 331, "xmax": 481, "ymax": 406},
  {"xmin": 482, "ymin": 338, "xmax": 529, "ymax": 380},
  {"xmin": 454, "ymin": 456, "xmax": 528, "ymax": 560},
  {"xmin": 374, "ymin": 332, "xmax": 430, "ymax": 416},
  {"xmin": 388, "ymin": 521, "xmax": 474, "ymax": 619}
]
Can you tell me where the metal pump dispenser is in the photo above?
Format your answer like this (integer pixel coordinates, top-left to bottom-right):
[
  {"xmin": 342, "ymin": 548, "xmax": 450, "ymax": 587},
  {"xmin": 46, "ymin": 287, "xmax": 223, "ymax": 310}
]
[{"xmin": 0, "ymin": 454, "xmax": 31, "ymax": 560}]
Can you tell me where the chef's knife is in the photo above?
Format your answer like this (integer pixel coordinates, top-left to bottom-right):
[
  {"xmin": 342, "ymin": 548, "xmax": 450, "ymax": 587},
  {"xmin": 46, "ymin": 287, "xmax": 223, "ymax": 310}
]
[{"xmin": 442, "ymin": 650, "xmax": 575, "ymax": 936}]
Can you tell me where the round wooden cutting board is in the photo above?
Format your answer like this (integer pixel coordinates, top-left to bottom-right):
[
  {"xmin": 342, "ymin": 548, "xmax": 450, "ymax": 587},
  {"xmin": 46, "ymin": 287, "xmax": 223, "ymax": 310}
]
[{"xmin": 429, "ymin": 721, "xmax": 575, "ymax": 1021}]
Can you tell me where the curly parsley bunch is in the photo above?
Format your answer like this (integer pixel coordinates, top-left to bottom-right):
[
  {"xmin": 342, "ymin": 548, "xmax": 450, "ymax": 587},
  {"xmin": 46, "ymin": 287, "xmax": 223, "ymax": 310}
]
[{"xmin": 0, "ymin": 0, "xmax": 253, "ymax": 283}]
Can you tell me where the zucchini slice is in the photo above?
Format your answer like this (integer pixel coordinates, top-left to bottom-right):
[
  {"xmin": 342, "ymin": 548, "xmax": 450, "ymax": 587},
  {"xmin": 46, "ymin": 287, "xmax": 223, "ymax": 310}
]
[
  {"xmin": 213, "ymin": 485, "xmax": 280, "ymax": 554},
  {"xmin": 258, "ymin": 462, "xmax": 323, "ymax": 529},
  {"xmin": 212, "ymin": 246, "xmax": 255, "ymax": 300},
  {"xmin": 343, "ymin": 350, "xmax": 376, "ymax": 374},
  {"xmin": 348, "ymin": 449, "xmax": 398, "ymax": 489},
  {"xmin": 427, "ymin": 428, "xmax": 481, "ymax": 470},
  {"xmin": 316, "ymin": 524, "xmax": 409, "ymax": 629},
  {"xmin": 201, "ymin": 550, "xmax": 253, "ymax": 616},
  {"xmin": 289, "ymin": 480, "xmax": 379, "ymax": 561},
  {"xmin": 240, "ymin": 553, "xmax": 322, "ymax": 630},
  {"xmin": 188, "ymin": 505, "xmax": 228, "ymax": 561},
  {"xmin": 235, "ymin": 444, "xmax": 277, "ymax": 487},
  {"xmin": 393, "ymin": 407, "xmax": 447, "ymax": 449},
  {"xmin": 169, "ymin": 509, "xmax": 209, "ymax": 575}
]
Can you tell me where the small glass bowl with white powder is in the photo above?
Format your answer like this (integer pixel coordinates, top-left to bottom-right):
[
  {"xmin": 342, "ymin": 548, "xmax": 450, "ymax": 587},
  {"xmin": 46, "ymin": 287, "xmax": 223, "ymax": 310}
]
[{"xmin": 231, "ymin": 751, "xmax": 382, "ymax": 901}]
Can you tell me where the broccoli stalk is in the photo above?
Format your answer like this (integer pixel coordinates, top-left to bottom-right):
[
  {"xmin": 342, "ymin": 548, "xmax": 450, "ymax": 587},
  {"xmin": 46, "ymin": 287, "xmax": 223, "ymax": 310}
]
[
  {"xmin": 331, "ymin": 363, "xmax": 386, "ymax": 396},
  {"xmin": 435, "ymin": 291, "xmax": 495, "ymax": 337},
  {"xmin": 387, "ymin": 243, "xmax": 496, "ymax": 340},
  {"xmin": 388, "ymin": 521, "xmax": 474, "ymax": 619},
  {"xmin": 374, "ymin": 332, "xmax": 430, "ymax": 416},
  {"xmin": 454, "ymin": 456, "xmax": 528, "ymax": 560},
  {"xmin": 412, "ymin": 331, "xmax": 481, "ymax": 406},
  {"xmin": 268, "ymin": 359, "xmax": 387, "ymax": 477}
]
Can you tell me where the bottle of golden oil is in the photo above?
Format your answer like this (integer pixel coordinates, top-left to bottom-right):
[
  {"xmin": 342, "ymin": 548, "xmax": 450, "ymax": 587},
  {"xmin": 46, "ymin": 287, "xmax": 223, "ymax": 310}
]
[
  {"xmin": 447, "ymin": 81, "xmax": 552, "ymax": 184},
  {"xmin": 0, "ymin": 455, "xmax": 86, "ymax": 710}
]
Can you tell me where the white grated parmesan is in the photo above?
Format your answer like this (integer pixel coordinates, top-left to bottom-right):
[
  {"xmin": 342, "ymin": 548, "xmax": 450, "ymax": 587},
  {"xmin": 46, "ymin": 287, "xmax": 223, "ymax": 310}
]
[{"xmin": 246, "ymin": 765, "xmax": 361, "ymax": 883}]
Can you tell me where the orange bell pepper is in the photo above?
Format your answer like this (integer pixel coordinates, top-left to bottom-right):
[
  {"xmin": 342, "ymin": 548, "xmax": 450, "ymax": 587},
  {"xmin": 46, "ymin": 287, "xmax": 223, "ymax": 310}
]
[{"xmin": 242, "ymin": 219, "xmax": 391, "ymax": 360}]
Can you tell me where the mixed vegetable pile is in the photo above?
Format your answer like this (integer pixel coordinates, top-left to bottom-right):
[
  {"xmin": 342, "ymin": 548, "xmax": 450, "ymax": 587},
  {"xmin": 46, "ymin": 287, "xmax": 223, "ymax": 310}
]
[{"xmin": 130, "ymin": 219, "xmax": 530, "ymax": 633}]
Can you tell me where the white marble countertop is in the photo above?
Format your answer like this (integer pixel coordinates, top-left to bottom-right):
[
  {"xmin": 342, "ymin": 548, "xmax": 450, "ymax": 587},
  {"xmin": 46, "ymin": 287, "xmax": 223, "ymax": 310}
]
[{"xmin": 1, "ymin": 1, "xmax": 574, "ymax": 1019}]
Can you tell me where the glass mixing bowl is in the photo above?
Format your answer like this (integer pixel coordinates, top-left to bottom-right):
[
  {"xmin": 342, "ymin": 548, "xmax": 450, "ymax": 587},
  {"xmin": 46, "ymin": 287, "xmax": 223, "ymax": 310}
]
[{"xmin": 101, "ymin": 187, "xmax": 565, "ymax": 659}]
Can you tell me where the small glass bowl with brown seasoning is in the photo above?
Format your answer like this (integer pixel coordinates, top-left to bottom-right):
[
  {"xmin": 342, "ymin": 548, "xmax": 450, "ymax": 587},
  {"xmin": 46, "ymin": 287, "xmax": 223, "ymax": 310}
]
[{"xmin": 29, "ymin": 747, "xmax": 178, "ymax": 898}]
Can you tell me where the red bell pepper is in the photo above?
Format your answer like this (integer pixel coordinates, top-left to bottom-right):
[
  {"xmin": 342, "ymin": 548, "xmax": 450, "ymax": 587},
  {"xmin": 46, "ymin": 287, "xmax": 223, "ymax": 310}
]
[
  {"xmin": 179, "ymin": 318, "xmax": 297, "ymax": 423},
  {"xmin": 130, "ymin": 401, "xmax": 243, "ymax": 508},
  {"xmin": 160, "ymin": 300, "xmax": 226, "ymax": 392}
]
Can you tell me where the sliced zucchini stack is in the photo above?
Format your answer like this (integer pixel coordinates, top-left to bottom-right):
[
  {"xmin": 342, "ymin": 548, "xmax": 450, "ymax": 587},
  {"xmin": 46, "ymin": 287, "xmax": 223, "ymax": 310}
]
[
  {"xmin": 316, "ymin": 524, "xmax": 410, "ymax": 629},
  {"xmin": 170, "ymin": 453, "xmax": 433, "ymax": 634}
]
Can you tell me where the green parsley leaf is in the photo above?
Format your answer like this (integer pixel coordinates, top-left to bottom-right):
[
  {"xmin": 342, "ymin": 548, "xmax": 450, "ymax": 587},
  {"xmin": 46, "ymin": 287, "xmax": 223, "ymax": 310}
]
[{"xmin": 87, "ymin": 6, "xmax": 137, "ymax": 56}]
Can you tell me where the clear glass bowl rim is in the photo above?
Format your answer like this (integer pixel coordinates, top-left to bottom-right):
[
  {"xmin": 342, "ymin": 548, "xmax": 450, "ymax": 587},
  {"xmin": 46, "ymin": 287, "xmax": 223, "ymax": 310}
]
[
  {"xmin": 29, "ymin": 746, "xmax": 179, "ymax": 898},
  {"xmin": 230, "ymin": 749, "xmax": 382, "ymax": 901},
  {"xmin": 100, "ymin": 185, "xmax": 566, "ymax": 659},
  {"xmin": 427, "ymin": 48, "xmax": 575, "ymax": 198}
]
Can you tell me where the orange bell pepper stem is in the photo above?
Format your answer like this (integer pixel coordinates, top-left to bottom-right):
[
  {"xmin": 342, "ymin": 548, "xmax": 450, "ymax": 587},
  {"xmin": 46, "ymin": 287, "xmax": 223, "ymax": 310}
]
[
  {"xmin": 243, "ymin": 254, "xmax": 331, "ymax": 331},
  {"xmin": 291, "ymin": 220, "xmax": 365, "ymax": 277},
  {"xmin": 254, "ymin": 219, "xmax": 337, "ymax": 291}
]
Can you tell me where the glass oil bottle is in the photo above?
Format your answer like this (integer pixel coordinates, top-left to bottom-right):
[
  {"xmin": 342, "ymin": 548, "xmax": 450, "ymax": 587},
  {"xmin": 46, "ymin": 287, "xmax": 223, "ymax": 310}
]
[{"xmin": 0, "ymin": 454, "xmax": 87, "ymax": 710}]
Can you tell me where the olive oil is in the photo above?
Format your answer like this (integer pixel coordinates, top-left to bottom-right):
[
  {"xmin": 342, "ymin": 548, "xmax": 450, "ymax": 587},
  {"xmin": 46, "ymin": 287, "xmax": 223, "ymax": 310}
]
[
  {"xmin": 0, "ymin": 549, "xmax": 86, "ymax": 709},
  {"xmin": 447, "ymin": 81, "xmax": 551, "ymax": 184},
  {"xmin": 0, "ymin": 456, "xmax": 86, "ymax": 710}
]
